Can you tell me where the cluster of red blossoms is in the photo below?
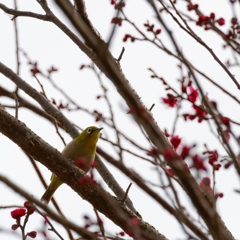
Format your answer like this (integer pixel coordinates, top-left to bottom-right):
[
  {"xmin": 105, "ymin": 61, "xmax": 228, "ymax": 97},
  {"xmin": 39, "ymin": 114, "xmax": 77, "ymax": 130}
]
[
  {"xmin": 187, "ymin": 3, "xmax": 198, "ymax": 11},
  {"xmin": 149, "ymin": 134, "xmax": 226, "ymax": 174},
  {"xmin": 169, "ymin": 136, "xmax": 207, "ymax": 171},
  {"xmin": 210, "ymin": 101, "xmax": 231, "ymax": 141},
  {"xmin": 148, "ymin": 135, "xmax": 208, "ymax": 173},
  {"xmin": 123, "ymin": 22, "xmax": 161, "ymax": 42},
  {"xmin": 114, "ymin": 1, "xmax": 125, "ymax": 9},
  {"xmin": 30, "ymin": 63, "xmax": 58, "ymax": 77},
  {"xmin": 196, "ymin": 14, "xmax": 225, "ymax": 28},
  {"xmin": 171, "ymin": 136, "xmax": 225, "ymax": 172},
  {"xmin": 187, "ymin": 86, "xmax": 198, "ymax": 102},
  {"xmin": 143, "ymin": 21, "xmax": 162, "ymax": 35},
  {"xmin": 10, "ymin": 201, "xmax": 37, "ymax": 238},
  {"xmin": 123, "ymin": 34, "xmax": 135, "ymax": 42},
  {"xmin": 162, "ymin": 93, "xmax": 178, "ymax": 107},
  {"xmin": 162, "ymin": 84, "xmax": 199, "ymax": 108},
  {"xmin": 186, "ymin": 1, "xmax": 225, "ymax": 30},
  {"xmin": 183, "ymin": 105, "xmax": 208, "ymax": 123},
  {"xmin": 147, "ymin": 137, "xmax": 226, "ymax": 204},
  {"xmin": 93, "ymin": 110, "xmax": 103, "ymax": 122},
  {"xmin": 199, "ymin": 177, "xmax": 224, "ymax": 202},
  {"xmin": 203, "ymin": 150, "xmax": 221, "ymax": 170},
  {"xmin": 11, "ymin": 201, "xmax": 35, "ymax": 220},
  {"xmin": 51, "ymin": 98, "xmax": 69, "ymax": 110},
  {"xmin": 47, "ymin": 66, "xmax": 58, "ymax": 74},
  {"xmin": 111, "ymin": 17, "xmax": 123, "ymax": 26},
  {"xmin": 110, "ymin": 2, "xmax": 125, "ymax": 26},
  {"xmin": 29, "ymin": 62, "xmax": 41, "ymax": 76},
  {"xmin": 162, "ymin": 82, "xmax": 207, "ymax": 123}
]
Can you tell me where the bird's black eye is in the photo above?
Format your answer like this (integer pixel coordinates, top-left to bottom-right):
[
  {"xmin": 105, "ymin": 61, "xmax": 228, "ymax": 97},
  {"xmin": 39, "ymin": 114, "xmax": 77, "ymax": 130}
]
[{"xmin": 87, "ymin": 128, "xmax": 92, "ymax": 134}]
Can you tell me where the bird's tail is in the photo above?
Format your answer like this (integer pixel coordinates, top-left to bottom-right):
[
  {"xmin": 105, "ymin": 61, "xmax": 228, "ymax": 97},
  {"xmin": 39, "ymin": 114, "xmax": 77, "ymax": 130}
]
[
  {"xmin": 40, "ymin": 186, "xmax": 58, "ymax": 205},
  {"xmin": 40, "ymin": 174, "xmax": 63, "ymax": 204}
]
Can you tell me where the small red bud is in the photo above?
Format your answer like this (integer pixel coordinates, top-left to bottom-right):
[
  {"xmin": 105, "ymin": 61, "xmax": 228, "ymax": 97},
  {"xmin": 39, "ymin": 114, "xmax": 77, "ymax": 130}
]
[
  {"xmin": 11, "ymin": 224, "xmax": 19, "ymax": 230},
  {"xmin": 218, "ymin": 192, "xmax": 224, "ymax": 198},
  {"xmin": 210, "ymin": 12, "xmax": 215, "ymax": 19},
  {"xmin": 24, "ymin": 201, "xmax": 30, "ymax": 208},
  {"xmin": 11, "ymin": 208, "xmax": 26, "ymax": 219},
  {"xmin": 80, "ymin": 64, "xmax": 85, "ymax": 69},
  {"xmin": 28, "ymin": 208, "xmax": 35, "ymax": 215},
  {"xmin": 217, "ymin": 18, "xmax": 225, "ymax": 26},
  {"xmin": 27, "ymin": 231, "xmax": 37, "ymax": 238}
]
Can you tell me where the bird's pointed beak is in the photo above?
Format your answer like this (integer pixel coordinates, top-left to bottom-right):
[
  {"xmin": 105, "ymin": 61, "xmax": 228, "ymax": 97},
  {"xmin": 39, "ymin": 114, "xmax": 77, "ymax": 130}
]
[{"xmin": 97, "ymin": 127, "xmax": 103, "ymax": 132}]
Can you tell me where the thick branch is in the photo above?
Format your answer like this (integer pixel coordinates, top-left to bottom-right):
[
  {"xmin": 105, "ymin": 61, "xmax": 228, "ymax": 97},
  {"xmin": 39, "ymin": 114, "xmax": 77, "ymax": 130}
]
[{"xmin": 0, "ymin": 106, "xmax": 167, "ymax": 240}]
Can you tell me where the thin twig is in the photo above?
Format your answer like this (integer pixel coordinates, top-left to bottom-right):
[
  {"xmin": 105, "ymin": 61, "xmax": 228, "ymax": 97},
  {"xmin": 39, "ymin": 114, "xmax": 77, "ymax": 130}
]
[
  {"xmin": 122, "ymin": 183, "xmax": 132, "ymax": 203},
  {"xmin": 13, "ymin": 93, "xmax": 19, "ymax": 119},
  {"xmin": 117, "ymin": 47, "xmax": 125, "ymax": 62},
  {"xmin": 13, "ymin": 0, "xmax": 20, "ymax": 76},
  {"xmin": 107, "ymin": 0, "xmax": 124, "ymax": 48},
  {"xmin": 93, "ymin": 209, "xmax": 106, "ymax": 240},
  {"xmin": 36, "ymin": 208, "xmax": 64, "ymax": 240},
  {"xmin": 148, "ymin": 103, "xmax": 155, "ymax": 112}
]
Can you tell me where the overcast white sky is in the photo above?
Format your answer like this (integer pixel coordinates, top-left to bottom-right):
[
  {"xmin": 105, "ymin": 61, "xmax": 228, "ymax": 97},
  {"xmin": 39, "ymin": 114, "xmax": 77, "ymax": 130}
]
[{"xmin": 0, "ymin": 0, "xmax": 240, "ymax": 239}]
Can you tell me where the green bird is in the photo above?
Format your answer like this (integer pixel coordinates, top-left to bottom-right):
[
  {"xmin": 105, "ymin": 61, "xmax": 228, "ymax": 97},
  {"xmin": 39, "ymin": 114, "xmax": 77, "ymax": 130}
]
[{"xmin": 40, "ymin": 126, "xmax": 103, "ymax": 204}]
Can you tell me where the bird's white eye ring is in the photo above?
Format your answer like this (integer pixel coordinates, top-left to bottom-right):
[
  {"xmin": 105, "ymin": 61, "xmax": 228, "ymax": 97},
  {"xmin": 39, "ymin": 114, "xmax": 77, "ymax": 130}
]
[{"xmin": 87, "ymin": 128, "xmax": 92, "ymax": 134}]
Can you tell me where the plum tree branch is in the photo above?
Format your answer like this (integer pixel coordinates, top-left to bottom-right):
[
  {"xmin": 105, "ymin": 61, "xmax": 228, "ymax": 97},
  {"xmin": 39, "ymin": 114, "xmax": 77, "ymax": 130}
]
[
  {"xmin": 0, "ymin": 61, "xmax": 139, "ymax": 216},
  {"xmin": 0, "ymin": 105, "xmax": 167, "ymax": 240}
]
